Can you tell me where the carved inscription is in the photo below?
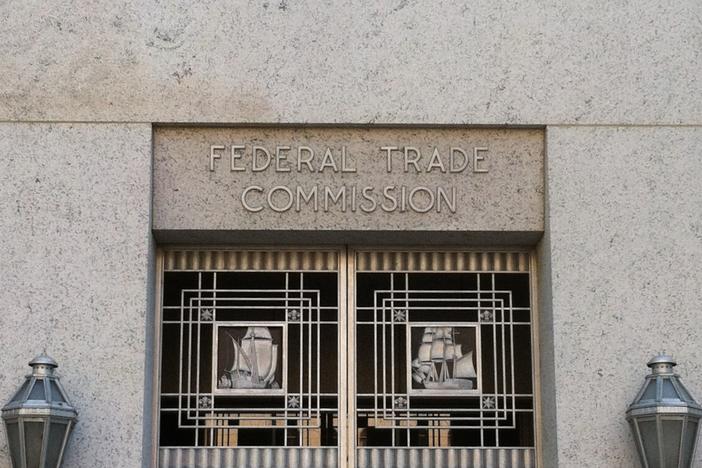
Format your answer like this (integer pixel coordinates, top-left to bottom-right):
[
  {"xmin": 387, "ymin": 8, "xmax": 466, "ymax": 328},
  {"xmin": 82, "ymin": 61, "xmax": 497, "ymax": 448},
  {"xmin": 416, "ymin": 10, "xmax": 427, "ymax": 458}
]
[{"xmin": 208, "ymin": 144, "xmax": 489, "ymax": 214}]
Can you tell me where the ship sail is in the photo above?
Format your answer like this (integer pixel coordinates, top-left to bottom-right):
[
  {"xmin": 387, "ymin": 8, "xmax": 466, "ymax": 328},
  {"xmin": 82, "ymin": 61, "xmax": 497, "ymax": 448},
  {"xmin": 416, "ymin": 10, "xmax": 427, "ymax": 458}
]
[
  {"xmin": 455, "ymin": 351, "xmax": 477, "ymax": 378},
  {"xmin": 418, "ymin": 343, "xmax": 432, "ymax": 363},
  {"xmin": 241, "ymin": 327, "xmax": 274, "ymax": 382},
  {"xmin": 244, "ymin": 327, "xmax": 272, "ymax": 341},
  {"xmin": 263, "ymin": 344, "xmax": 278, "ymax": 383},
  {"xmin": 430, "ymin": 339, "xmax": 445, "ymax": 361},
  {"xmin": 229, "ymin": 336, "xmax": 251, "ymax": 373}
]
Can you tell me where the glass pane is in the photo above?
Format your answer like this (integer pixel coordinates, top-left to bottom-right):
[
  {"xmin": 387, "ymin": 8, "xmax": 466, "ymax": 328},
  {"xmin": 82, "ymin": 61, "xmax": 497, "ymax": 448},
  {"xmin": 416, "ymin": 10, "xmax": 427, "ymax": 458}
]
[
  {"xmin": 49, "ymin": 380, "xmax": 66, "ymax": 403},
  {"xmin": 662, "ymin": 380, "xmax": 678, "ymax": 400},
  {"xmin": 46, "ymin": 422, "xmax": 68, "ymax": 466},
  {"xmin": 640, "ymin": 419, "xmax": 661, "ymax": 468},
  {"xmin": 662, "ymin": 419, "xmax": 683, "ymax": 467},
  {"xmin": 642, "ymin": 380, "xmax": 658, "ymax": 401},
  {"xmin": 10, "ymin": 380, "xmax": 30, "ymax": 402},
  {"xmin": 25, "ymin": 421, "xmax": 45, "ymax": 468},
  {"xmin": 676, "ymin": 383, "xmax": 693, "ymax": 402},
  {"xmin": 6, "ymin": 422, "xmax": 22, "ymax": 468},
  {"xmin": 28, "ymin": 380, "xmax": 46, "ymax": 401},
  {"xmin": 680, "ymin": 420, "xmax": 698, "ymax": 468}
]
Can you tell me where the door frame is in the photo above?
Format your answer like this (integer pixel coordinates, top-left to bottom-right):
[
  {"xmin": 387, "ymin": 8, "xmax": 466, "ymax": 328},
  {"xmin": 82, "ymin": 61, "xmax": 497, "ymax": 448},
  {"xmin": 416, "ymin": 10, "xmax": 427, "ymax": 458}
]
[{"xmin": 150, "ymin": 246, "xmax": 542, "ymax": 468}]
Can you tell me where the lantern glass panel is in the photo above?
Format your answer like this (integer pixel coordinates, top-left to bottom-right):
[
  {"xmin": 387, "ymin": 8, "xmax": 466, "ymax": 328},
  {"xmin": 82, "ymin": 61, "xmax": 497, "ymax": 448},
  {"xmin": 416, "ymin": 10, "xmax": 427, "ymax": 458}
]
[
  {"xmin": 49, "ymin": 381, "xmax": 66, "ymax": 404},
  {"xmin": 677, "ymin": 384, "xmax": 693, "ymax": 402},
  {"xmin": 640, "ymin": 419, "xmax": 662, "ymax": 468},
  {"xmin": 28, "ymin": 380, "xmax": 45, "ymax": 401},
  {"xmin": 6, "ymin": 422, "xmax": 22, "ymax": 468},
  {"xmin": 680, "ymin": 420, "xmax": 698, "ymax": 468},
  {"xmin": 642, "ymin": 381, "xmax": 658, "ymax": 401},
  {"xmin": 662, "ymin": 380, "xmax": 678, "ymax": 400},
  {"xmin": 25, "ymin": 421, "xmax": 45, "ymax": 468},
  {"xmin": 46, "ymin": 422, "xmax": 68, "ymax": 465},
  {"xmin": 10, "ymin": 380, "xmax": 30, "ymax": 403},
  {"xmin": 661, "ymin": 419, "xmax": 683, "ymax": 466}
]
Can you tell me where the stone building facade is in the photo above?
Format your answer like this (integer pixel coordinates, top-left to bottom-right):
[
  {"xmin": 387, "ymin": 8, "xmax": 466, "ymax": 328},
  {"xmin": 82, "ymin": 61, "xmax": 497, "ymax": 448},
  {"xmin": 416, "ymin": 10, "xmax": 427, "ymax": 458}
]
[{"xmin": 1, "ymin": 1, "xmax": 701, "ymax": 467}]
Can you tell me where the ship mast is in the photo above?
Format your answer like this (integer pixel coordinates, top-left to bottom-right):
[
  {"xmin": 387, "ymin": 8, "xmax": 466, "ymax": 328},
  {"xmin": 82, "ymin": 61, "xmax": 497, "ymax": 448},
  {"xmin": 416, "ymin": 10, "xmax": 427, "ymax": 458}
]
[
  {"xmin": 442, "ymin": 331, "xmax": 450, "ymax": 382},
  {"xmin": 235, "ymin": 338, "xmax": 240, "ymax": 376},
  {"xmin": 451, "ymin": 328, "xmax": 457, "ymax": 379},
  {"xmin": 250, "ymin": 329, "xmax": 259, "ymax": 383}
]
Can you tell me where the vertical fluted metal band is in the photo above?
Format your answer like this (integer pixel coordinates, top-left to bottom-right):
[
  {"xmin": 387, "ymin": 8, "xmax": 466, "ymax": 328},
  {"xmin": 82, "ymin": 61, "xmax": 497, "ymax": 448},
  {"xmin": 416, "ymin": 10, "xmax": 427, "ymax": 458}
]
[
  {"xmin": 159, "ymin": 447, "xmax": 534, "ymax": 468},
  {"xmin": 357, "ymin": 448, "xmax": 535, "ymax": 467},
  {"xmin": 355, "ymin": 251, "xmax": 530, "ymax": 272},
  {"xmin": 159, "ymin": 448, "xmax": 338, "ymax": 468},
  {"xmin": 163, "ymin": 249, "xmax": 339, "ymax": 271},
  {"xmin": 162, "ymin": 250, "xmax": 530, "ymax": 273}
]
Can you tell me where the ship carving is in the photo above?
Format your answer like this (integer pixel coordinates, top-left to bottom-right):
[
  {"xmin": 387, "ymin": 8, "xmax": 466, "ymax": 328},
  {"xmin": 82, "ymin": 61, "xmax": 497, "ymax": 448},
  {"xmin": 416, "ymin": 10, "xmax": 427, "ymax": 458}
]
[
  {"xmin": 219, "ymin": 327, "xmax": 280, "ymax": 390},
  {"xmin": 412, "ymin": 327, "xmax": 476, "ymax": 390}
]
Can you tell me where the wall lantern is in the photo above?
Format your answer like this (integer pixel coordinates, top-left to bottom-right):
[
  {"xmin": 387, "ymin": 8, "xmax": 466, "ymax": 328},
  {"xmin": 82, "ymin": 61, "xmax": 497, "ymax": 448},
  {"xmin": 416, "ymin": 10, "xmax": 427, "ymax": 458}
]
[
  {"xmin": 2, "ymin": 354, "xmax": 77, "ymax": 468},
  {"xmin": 626, "ymin": 354, "xmax": 702, "ymax": 468}
]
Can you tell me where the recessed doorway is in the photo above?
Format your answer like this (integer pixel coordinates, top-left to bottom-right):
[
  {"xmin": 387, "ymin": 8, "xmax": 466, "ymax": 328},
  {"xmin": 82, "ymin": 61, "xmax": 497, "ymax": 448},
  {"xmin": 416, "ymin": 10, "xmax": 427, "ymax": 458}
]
[{"xmin": 155, "ymin": 248, "xmax": 538, "ymax": 468}]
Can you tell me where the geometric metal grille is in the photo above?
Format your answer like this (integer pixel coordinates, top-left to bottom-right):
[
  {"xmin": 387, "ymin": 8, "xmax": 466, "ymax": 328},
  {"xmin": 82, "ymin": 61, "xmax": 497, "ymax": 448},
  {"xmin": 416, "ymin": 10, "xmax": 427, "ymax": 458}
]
[
  {"xmin": 157, "ymin": 249, "xmax": 537, "ymax": 468},
  {"xmin": 159, "ymin": 267, "xmax": 340, "ymax": 449},
  {"xmin": 355, "ymin": 254, "xmax": 535, "ymax": 450}
]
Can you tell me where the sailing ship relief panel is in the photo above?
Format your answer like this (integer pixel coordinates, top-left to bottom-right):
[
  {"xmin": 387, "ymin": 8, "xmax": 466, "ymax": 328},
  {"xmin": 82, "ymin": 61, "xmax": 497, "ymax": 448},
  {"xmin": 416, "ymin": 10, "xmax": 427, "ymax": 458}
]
[
  {"xmin": 214, "ymin": 324, "xmax": 285, "ymax": 395},
  {"xmin": 408, "ymin": 324, "xmax": 481, "ymax": 396}
]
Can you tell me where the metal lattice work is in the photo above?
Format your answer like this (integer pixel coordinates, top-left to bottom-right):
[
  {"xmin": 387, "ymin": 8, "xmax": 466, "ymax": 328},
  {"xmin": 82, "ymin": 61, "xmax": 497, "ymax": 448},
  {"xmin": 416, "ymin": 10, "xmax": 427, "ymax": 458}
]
[
  {"xmin": 354, "ymin": 262, "xmax": 535, "ymax": 449},
  {"xmin": 157, "ymin": 249, "xmax": 537, "ymax": 467},
  {"xmin": 159, "ymin": 263, "xmax": 340, "ymax": 449}
]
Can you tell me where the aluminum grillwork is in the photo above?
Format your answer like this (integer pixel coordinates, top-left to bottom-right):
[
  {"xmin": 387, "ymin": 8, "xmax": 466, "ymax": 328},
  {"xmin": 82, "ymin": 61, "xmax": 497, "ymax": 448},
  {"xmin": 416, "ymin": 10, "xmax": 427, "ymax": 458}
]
[
  {"xmin": 157, "ymin": 250, "xmax": 536, "ymax": 468},
  {"xmin": 159, "ymin": 253, "xmax": 340, "ymax": 449},
  {"xmin": 354, "ymin": 265, "xmax": 534, "ymax": 449}
]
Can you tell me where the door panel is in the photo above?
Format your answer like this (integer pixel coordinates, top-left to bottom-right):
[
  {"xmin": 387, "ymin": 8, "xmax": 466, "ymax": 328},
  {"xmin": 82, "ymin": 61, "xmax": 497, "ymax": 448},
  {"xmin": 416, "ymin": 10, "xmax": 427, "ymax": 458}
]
[
  {"xmin": 351, "ymin": 250, "xmax": 536, "ymax": 467},
  {"xmin": 156, "ymin": 249, "xmax": 537, "ymax": 468},
  {"xmin": 157, "ymin": 250, "xmax": 344, "ymax": 467}
]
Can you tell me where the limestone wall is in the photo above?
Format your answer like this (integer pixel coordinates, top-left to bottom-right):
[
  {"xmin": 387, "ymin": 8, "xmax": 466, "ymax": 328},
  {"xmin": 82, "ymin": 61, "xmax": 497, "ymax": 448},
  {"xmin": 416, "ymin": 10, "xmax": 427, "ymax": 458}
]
[
  {"xmin": 1, "ymin": 1, "xmax": 700, "ymax": 467},
  {"xmin": 0, "ymin": 124, "xmax": 153, "ymax": 467}
]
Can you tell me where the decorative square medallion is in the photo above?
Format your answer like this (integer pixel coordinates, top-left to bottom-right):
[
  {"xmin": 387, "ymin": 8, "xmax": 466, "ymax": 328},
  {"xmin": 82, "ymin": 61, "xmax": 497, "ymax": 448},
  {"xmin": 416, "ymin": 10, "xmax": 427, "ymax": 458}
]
[
  {"xmin": 213, "ymin": 323, "xmax": 286, "ymax": 395},
  {"xmin": 407, "ymin": 323, "xmax": 481, "ymax": 396}
]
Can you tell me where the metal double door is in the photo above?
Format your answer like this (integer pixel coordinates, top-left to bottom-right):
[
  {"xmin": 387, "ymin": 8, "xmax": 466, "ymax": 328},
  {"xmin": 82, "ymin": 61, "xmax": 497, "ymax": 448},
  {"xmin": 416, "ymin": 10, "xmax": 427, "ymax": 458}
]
[{"xmin": 156, "ymin": 248, "xmax": 537, "ymax": 468}]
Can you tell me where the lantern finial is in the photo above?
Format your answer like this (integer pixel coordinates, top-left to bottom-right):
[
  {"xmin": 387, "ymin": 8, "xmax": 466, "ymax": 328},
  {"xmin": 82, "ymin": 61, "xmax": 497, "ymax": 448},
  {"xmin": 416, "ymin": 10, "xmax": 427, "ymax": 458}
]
[
  {"xmin": 646, "ymin": 353, "xmax": 676, "ymax": 375},
  {"xmin": 28, "ymin": 353, "xmax": 58, "ymax": 376}
]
